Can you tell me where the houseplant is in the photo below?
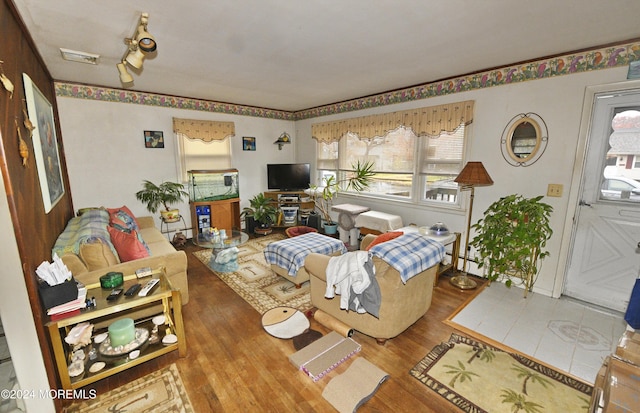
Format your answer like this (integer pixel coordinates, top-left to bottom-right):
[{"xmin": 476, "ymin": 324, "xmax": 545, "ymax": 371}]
[
  {"xmin": 306, "ymin": 160, "xmax": 375, "ymax": 234},
  {"xmin": 469, "ymin": 194, "xmax": 553, "ymax": 297},
  {"xmin": 135, "ymin": 180, "xmax": 188, "ymax": 222},
  {"xmin": 240, "ymin": 192, "xmax": 279, "ymax": 235}
]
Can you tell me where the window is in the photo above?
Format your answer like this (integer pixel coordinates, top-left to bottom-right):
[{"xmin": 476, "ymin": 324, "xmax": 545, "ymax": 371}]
[
  {"xmin": 172, "ymin": 118, "xmax": 235, "ymax": 182},
  {"xmin": 312, "ymin": 101, "xmax": 473, "ymax": 206},
  {"xmin": 176, "ymin": 137, "xmax": 231, "ymax": 182}
]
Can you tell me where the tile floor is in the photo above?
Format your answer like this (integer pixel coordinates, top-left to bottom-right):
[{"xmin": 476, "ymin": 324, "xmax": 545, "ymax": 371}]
[
  {"xmin": 0, "ymin": 320, "xmax": 22, "ymax": 413},
  {"xmin": 450, "ymin": 283, "xmax": 629, "ymax": 384}
]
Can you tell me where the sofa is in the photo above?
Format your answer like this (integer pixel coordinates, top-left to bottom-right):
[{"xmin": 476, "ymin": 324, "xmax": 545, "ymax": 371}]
[
  {"xmin": 304, "ymin": 233, "xmax": 443, "ymax": 344},
  {"xmin": 53, "ymin": 207, "xmax": 189, "ymax": 305}
]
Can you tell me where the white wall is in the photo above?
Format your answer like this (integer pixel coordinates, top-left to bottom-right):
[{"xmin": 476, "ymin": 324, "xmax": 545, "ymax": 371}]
[
  {"xmin": 56, "ymin": 99, "xmax": 297, "ymax": 234},
  {"xmin": 296, "ymin": 66, "xmax": 630, "ymax": 297},
  {"xmin": 0, "ymin": 170, "xmax": 55, "ymax": 412},
  {"xmin": 57, "ymin": 65, "xmax": 631, "ymax": 298}
]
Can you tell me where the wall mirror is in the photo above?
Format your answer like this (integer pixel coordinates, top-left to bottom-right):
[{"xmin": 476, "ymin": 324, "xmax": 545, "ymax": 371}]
[{"xmin": 500, "ymin": 112, "xmax": 548, "ymax": 166}]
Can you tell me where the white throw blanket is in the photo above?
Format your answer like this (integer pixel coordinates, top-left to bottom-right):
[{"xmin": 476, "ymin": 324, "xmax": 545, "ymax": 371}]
[{"xmin": 325, "ymin": 251, "xmax": 372, "ymax": 313}]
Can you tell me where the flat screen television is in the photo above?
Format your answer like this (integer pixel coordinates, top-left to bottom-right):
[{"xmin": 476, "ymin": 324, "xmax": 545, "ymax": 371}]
[{"xmin": 267, "ymin": 163, "xmax": 311, "ymax": 191}]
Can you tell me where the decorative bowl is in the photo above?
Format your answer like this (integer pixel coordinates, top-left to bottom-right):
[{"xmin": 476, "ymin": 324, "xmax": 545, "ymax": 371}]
[{"xmin": 428, "ymin": 222, "xmax": 449, "ymax": 236}]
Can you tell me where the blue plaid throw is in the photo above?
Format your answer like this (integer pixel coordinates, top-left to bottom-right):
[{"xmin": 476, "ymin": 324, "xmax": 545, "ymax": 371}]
[
  {"xmin": 264, "ymin": 232, "xmax": 347, "ymax": 276},
  {"xmin": 369, "ymin": 232, "xmax": 445, "ymax": 283}
]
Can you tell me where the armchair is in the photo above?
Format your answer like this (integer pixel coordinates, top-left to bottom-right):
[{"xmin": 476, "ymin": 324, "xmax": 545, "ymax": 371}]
[{"xmin": 304, "ymin": 234, "xmax": 440, "ymax": 344}]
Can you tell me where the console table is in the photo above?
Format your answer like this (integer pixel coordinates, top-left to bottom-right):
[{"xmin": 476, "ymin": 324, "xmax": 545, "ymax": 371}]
[{"xmin": 46, "ymin": 270, "xmax": 186, "ymax": 390}]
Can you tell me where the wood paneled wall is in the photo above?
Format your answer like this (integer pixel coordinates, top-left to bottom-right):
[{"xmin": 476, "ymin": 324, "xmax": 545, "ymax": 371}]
[{"xmin": 1, "ymin": 0, "xmax": 75, "ymax": 395}]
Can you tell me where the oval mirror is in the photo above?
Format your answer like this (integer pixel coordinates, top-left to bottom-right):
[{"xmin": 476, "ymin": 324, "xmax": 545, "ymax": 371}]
[{"xmin": 501, "ymin": 113, "xmax": 548, "ymax": 166}]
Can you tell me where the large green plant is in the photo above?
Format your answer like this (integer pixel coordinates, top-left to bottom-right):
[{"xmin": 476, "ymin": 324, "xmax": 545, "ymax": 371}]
[
  {"xmin": 308, "ymin": 160, "xmax": 375, "ymax": 225},
  {"xmin": 470, "ymin": 194, "xmax": 553, "ymax": 297},
  {"xmin": 240, "ymin": 192, "xmax": 279, "ymax": 227},
  {"xmin": 135, "ymin": 180, "xmax": 188, "ymax": 213}
]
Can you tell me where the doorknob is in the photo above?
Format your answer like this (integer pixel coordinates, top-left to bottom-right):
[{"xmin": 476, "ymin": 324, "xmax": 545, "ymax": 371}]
[{"xmin": 579, "ymin": 200, "xmax": 592, "ymax": 207}]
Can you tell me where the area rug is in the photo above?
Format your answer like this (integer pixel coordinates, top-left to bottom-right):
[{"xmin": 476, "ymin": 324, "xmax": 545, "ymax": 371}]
[
  {"xmin": 193, "ymin": 233, "xmax": 313, "ymax": 314},
  {"xmin": 65, "ymin": 363, "xmax": 193, "ymax": 413},
  {"xmin": 410, "ymin": 333, "xmax": 593, "ymax": 413}
]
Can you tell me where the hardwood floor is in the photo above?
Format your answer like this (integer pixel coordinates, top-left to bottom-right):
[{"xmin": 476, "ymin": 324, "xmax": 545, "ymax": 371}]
[{"xmin": 69, "ymin": 231, "xmax": 485, "ymax": 412}]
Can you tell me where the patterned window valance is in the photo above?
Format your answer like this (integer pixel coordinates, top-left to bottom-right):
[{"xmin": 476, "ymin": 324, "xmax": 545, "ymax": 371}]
[
  {"xmin": 311, "ymin": 100, "xmax": 474, "ymax": 143},
  {"xmin": 172, "ymin": 118, "xmax": 235, "ymax": 142}
]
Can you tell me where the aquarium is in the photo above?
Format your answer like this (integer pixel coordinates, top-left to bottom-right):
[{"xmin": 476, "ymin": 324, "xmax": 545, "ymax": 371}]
[{"xmin": 188, "ymin": 169, "xmax": 239, "ymax": 202}]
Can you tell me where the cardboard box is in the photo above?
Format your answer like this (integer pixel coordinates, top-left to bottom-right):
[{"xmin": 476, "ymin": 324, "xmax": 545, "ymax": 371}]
[
  {"xmin": 603, "ymin": 357, "xmax": 640, "ymax": 413},
  {"xmin": 614, "ymin": 330, "xmax": 640, "ymax": 367}
]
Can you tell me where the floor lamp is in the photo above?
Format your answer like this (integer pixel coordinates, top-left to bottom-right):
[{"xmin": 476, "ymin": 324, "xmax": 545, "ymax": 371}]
[{"xmin": 450, "ymin": 161, "xmax": 494, "ymax": 289}]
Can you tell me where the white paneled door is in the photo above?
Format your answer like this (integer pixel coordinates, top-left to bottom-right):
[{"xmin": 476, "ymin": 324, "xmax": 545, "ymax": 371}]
[{"xmin": 565, "ymin": 89, "xmax": 640, "ymax": 312}]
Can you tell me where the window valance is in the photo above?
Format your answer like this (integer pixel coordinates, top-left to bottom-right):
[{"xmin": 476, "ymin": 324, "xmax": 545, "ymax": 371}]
[
  {"xmin": 172, "ymin": 118, "xmax": 235, "ymax": 142},
  {"xmin": 311, "ymin": 100, "xmax": 474, "ymax": 143}
]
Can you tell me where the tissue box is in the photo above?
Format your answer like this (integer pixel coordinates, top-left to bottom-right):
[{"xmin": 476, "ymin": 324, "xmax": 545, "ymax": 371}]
[{"xmin": 38, "ymin": 279, "xmax": 78, "ymax": 310}]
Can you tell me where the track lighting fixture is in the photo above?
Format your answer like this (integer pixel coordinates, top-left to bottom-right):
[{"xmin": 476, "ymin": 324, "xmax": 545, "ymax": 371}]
[
  {"xmin": 116, "ymin": 12, "xmax": 157, "ymax": 85},
  {"xmin": 117, "ymin": 60, "xmax": 134, "ymax": 83}
]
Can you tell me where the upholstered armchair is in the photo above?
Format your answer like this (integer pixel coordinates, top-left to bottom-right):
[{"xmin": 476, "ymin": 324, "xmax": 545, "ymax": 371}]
[{"xmin": 304, "ymin": 234, "xmax": 441, "ymax": 344}]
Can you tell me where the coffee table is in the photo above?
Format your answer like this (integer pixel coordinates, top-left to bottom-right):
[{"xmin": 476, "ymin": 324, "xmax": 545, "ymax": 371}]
[
  {"xmin": 195, "ymin": 230, "xmax": 249, "ymax": 272},
  {"xmin": 193, "ymin": 229, "xmax": 249, "ymax": 248}
]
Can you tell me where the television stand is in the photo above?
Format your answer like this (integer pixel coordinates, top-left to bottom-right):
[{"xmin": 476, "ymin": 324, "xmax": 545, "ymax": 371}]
[{"xmin": 264, "ymin": 191, "xmax": 315, "ymax": 227}]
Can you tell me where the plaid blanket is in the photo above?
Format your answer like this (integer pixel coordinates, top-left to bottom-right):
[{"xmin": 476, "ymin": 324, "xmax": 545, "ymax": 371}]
[
  {"xmin": 264, "ymin": 232, "xmax": 347, "ymax": 276},
  {"xmin": 369, "ymin": 232, "xmax": 445, "ymax": 283},
  {"xmin": 52, "ymin": 209, "xmax": 118, "ymax": 258}
]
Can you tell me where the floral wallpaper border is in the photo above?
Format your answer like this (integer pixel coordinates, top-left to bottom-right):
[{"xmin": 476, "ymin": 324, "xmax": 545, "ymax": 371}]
[{"xmin": 55, "ymin": 41, "xmax": 640, "ymax": 121}]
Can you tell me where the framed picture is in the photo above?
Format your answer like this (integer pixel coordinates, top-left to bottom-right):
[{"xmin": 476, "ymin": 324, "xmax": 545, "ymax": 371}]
[
  {"xmin": 23, "ymin": 73, "xmax": 65, "ymax": 214},
  {"xmin": 243, "ymin": 136, "xmax": 256, "ymax": 151},
  {"xmin": 144, "ymin": 130, "xmax": 165, "ymax": 148}
]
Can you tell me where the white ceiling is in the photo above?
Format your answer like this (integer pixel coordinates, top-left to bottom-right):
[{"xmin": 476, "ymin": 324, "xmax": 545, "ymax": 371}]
[{"xmin": 11, "ymin": 0, "xmax": 640, "ymax": 112}]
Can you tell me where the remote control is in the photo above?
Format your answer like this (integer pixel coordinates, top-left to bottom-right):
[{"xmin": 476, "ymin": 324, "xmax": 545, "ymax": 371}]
[
  {"xmin": 138, "ymin": 279, "xmax": 160, "ymax": 297},
  {"xmin": 124, "ymin": 283, "xmax": 142, "ymax": 297},
  {"xmin": 106, "ymin": 288, "xmax": 124, "ymax": 301}
]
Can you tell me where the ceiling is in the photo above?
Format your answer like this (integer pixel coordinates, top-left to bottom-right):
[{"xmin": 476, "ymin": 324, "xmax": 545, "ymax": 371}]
[{"xmin": 11, "ymin": 0, "xmax": 640, "ymax": 112}]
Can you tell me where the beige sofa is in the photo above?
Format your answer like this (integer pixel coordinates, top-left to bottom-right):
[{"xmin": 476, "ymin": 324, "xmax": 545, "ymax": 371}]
[
  {"xmin": 304, "ymin": 234, "xmax": 438, "ymax": 344},
  {"xmin": 56, "ymin": 212, "xmax": 189, "ymax": 305}
]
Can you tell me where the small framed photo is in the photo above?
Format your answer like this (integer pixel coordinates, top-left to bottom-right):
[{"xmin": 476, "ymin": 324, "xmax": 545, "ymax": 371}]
[
  {"xmin": 243, "ymin": 136, "xmax": 256, "ymax": 151},
  {"xmin": 144, "ymin": 131, "xmax": 164, "ymax": 148},
  {"xmin": 628, "ymin": 61, "xmax": 640, "ymax": 80}
]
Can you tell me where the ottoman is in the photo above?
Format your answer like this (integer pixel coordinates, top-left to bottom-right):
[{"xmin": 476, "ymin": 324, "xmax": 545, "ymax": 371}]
[{"xmin": 263, "ymin": 232, "xmax": 347, "ymax": 288}]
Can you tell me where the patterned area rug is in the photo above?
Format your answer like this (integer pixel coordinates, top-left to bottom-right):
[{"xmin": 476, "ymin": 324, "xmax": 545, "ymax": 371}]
[
  {"xmin": 65, "ymin": 363, "xmax": 193, "ymax": 412},
  {"xmin": 193, "ymin": 233, "xmax": 313, "ymax": 314},
  {"xmin": 410, "ymin": 334, "xmax": 593, "ymax": 413}
]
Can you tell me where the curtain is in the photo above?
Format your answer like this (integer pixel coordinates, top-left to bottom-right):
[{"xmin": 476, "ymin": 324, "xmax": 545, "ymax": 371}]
[
  {"xmin": 172, "ymin": 118, "xmax": 235, "ymax": 142},
  {"xmin": 311, "ymin": 100, "xmax": 474, "ymax": 143}
]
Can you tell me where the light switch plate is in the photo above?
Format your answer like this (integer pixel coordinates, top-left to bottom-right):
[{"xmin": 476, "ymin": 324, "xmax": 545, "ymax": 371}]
[{"xmin": 547, "ymin": 183, "xmax": 563, "ymax": 197}]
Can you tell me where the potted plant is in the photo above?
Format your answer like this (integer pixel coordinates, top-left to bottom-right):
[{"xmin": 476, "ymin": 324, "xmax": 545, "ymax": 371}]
[
  {"xmin": 240, "ymin": 193, "xmax": 279, "ymax": 235},
  {"xmin": 470, "ymin": 194, "xmax": 553, "ymax": 297},
  {"xmin": 135, "ymin": 180, "xmax": 188, "ymax": 222},
  {"xmin": 306, "ymin": 160, "xmax": 375, "ymax": 234}
]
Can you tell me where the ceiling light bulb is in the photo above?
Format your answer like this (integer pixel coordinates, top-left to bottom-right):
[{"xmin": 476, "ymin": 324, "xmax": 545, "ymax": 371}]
[
  {"xmin": 125, "ymin": 48, "xmax": 145, "ymax": 69},
  {"xmin": 117, "ymin": 62, "xmax": 133, "ymax": 83},
  {"xmin": 136, "ymin": 26, "xmax": 156, "ymax": 53}
]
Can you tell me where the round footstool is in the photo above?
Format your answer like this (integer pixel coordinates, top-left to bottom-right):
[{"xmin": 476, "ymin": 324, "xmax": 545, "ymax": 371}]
[{"xmin": 261, "ymin": 306, "xmax": 310, "ymax": 339}]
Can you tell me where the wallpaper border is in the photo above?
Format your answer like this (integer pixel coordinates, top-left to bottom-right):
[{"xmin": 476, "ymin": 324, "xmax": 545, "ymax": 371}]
[{"xmin": 55, "ymin": 40, "xmax": 640, "ymax": 121}]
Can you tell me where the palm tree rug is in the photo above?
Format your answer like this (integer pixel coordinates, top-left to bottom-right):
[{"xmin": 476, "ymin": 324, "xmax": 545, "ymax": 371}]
[
  {"xmin": 410, "ymin": 333, "xmax": 593, "ymax": 413},
  {"xmin": 193, "ymin": 233, "xmax": 313, "ymax": 314}
]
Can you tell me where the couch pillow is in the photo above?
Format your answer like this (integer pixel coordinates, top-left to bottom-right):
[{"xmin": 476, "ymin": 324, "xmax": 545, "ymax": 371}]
[
  {"xmin": 60, "ymin": 253, "xmax": 89, "ymax": 276},
  {"xmin": 364, "ymin": 231, "xmax": 404, "ymax": 251},
  {"xmin": 107, "ymin": 226, "xmax": 150, "ymax": 262},
  {"xmin": 79, "ymin": 239, "xmax": 120, "ymax": 271},
  {"xmin": 106, "ymin": 206, "xmax": 140, "ymax": 231}
]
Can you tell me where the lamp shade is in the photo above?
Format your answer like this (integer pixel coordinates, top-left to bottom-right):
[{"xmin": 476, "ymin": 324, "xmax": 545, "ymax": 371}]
[
  {"xmin": 125, "ymin": 48, "xmax": 145, "ymax": 69},
  {"xmin": 454, "ymin": 161, "xmax": 493, "ymax": 187},
  {"xmin": 116, "ymin": 62, "xmax": 134, "ymax": 83}
]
